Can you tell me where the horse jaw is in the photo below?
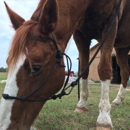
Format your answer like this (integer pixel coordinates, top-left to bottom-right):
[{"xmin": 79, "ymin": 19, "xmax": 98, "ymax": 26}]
[{"xmin": 0, "ymin": 54, "xmax": 26, "ymax": 130}]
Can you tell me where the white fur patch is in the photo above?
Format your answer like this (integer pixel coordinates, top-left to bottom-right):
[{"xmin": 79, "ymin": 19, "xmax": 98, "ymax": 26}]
[
  {"xmin": 76, "ymin": 79, "xmax": 89, "ymax": 108},
  {"xmin": 30, "ymin": 126, "xmax": 37, "ymax": 130},
  {"xmin": 0, "ymin": 55, "xmax": 26, "ymax": 130},
  {"xmin": 112, "ymin": 84, "xmax": 126, "ymax": 105},
  {"xmin": 97, "ymin": 80, "xmax": 112, "ymax": 127}
]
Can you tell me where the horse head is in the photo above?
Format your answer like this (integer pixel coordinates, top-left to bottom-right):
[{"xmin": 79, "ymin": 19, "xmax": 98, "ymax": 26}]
[{"xmin": 0, "ymin": 0, "xmax": 65, "ymax": 129}]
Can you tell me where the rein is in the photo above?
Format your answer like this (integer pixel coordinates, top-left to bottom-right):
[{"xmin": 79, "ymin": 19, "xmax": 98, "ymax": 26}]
[{"xmin": 2, "ymin": 0, "xmax": 122, "ymax": 102}]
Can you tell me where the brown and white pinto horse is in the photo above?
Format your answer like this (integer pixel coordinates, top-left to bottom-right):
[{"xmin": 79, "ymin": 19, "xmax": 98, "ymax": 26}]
[{"xmin": 0, "ymin": 0, "xmax": 130, "ymax": 129}]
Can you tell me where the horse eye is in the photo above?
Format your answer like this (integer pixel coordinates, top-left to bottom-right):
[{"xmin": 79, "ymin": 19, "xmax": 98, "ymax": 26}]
[{"xmin": 31, "ymin": 65, "xmax": 41, "ymax": 74}]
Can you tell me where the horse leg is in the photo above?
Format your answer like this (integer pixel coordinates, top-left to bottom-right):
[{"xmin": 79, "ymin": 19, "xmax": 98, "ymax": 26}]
[
  {"xmin": 112, "ymin": 47, "xmax": 130, "ymax": 105},
  {"xmin": 96, "ymin": 19, "xmax": 118, "ymax": 130},
  {"xmin": 96, "ymin": 54, "xmax": 112, "ymax": 130},
  {"xmin": 30, "ymin": 126, "xmax": 37, "ymax": 130},
  {"xmin": 73, "ymin": 31, "xmax": 91, "ymax": 113}
]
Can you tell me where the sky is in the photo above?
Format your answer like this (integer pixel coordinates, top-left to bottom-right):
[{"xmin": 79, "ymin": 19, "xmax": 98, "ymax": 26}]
[{"xmin": 0, "ymin": 0, "xmax": 97, "ymax": 72}]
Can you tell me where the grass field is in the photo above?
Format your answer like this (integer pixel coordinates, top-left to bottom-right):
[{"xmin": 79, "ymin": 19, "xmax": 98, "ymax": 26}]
[{"xmin": 0, "ymin": 72, "xmax": 130, "ymax": 130}]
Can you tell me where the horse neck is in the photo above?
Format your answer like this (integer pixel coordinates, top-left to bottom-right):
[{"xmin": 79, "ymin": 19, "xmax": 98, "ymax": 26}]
[
  {"xmin": 31, "ymin": 0, "xmax": 94, "ymax": 52},
  {"xmin": 54, "ymin": 0, "xmax": 93, "ymax": 51}
]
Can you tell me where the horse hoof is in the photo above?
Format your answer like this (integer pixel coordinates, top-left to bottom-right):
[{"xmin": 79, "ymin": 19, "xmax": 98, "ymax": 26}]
[
  {"xmin": 95, "ymin": 125, "xmax": 112, "ymax": 130},
  {"xmin": 74, "ymin": 107, "xmax": 88, "ymax": 113}
]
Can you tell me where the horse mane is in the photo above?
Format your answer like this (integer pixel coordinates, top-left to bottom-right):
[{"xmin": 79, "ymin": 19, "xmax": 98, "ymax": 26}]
[{"xmin": 7, "ymin": 20, "xmax": 38, "ymax": 70}]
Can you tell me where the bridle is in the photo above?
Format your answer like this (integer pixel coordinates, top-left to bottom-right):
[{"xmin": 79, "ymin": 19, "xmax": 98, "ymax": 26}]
[
  {"xmin": 2, "ymin": 0, "xmax": 122, "ymax": 102},
  {"xmin": 2, "ymin": 30, "xmax": 72, "ymax": 102}
]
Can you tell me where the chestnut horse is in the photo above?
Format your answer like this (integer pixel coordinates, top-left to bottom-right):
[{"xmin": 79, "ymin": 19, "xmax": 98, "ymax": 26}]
[{"xmin": 0, "ymin": 0, "xmax": 130, "ymax": 129}]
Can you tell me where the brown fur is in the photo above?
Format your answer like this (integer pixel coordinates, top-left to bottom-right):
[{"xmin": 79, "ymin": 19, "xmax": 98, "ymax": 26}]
[
  {"xmin": 3, "ymin": 0, "xmax": 130, "ymax": 129},
  {"xmin": 4, "ymin": 2, "xmax": 25, "ymax": 29}
]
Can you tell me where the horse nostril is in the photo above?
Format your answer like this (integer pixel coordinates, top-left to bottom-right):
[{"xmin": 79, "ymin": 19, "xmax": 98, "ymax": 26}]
[{"xmin": 32, "ymin": 65, "xmax": 41, "ymax": 73}]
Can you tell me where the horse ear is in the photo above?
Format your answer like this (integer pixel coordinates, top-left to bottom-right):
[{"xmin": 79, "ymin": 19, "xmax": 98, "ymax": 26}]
[
  {"xmin": 4, "ymin": 1, "xmax": 25, "ymax": 30},
  {"xmin": 39, "ymin": 0, "xmax": 58, "ymax": 34}
]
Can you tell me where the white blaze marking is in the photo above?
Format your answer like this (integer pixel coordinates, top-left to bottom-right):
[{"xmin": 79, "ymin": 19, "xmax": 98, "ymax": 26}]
[
  {"xmin": 112, "ymin": 84, "xmax": 126, "ymax": 105},
  {"xmin": 0, "ymin": 55, "xmax": 26, "ymax": 130},
  {"xmin": 97, "ymin": 80, "xmax": 112, "ymax": 127},
  {"xmin": 76, "ymin": 79, "xmax": 89, "ymax": 108}
]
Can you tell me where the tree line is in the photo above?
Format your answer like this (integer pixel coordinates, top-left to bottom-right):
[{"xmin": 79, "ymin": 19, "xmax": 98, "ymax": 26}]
[{"xmin": 0, "ymin": 67, "xmax": 6, "ymax": 72}]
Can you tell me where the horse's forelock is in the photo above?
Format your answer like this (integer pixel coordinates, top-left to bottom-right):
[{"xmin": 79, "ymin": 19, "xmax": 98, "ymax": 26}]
[{"xmin": 7, "ymin": 21, "xmax": 37, "ymax": 71}]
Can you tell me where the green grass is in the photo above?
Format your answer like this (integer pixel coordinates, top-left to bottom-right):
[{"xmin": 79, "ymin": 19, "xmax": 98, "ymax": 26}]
[
  {"xmin": 0, "ymin": 72, "xmax": 130, "ymax": 130},
  {"xmin": 0, "ymin": 72, "xmax": 7, "ymax": 87},
  {"xmin": 0, "ymin": 72, "xmax": 7, "ymax": 80},
  {"xmin": 33, "ymin": 84, "xmax": 130, "ymax": 130}
]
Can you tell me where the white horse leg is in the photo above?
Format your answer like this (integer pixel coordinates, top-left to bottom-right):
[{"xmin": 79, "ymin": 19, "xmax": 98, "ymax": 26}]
[
  {"xmin": 30, "ymin": 126, "xmax": 37, "ymax": 130},
  {"xmin": 96, "ymin": 80, "xmax": 112, "ymax": 130},
  {"xmin": 75, "ymin": 78, "xmax": 89, "ymax": 113},
  {"xmin": 112, "ymin": 84, "xmax": 126, "ymax": 105}
]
